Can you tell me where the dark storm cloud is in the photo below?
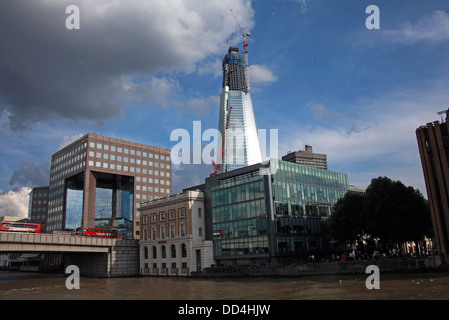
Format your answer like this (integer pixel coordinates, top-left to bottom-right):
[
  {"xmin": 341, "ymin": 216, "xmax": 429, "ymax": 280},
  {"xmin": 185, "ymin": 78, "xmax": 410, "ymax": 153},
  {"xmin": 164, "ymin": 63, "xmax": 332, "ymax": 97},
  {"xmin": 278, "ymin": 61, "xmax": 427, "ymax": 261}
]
[
  {"xmin": 0, "ymin": 0, "xmax": 253, "ymax": 129},
  {"xmin": 9, "ymin": 160, "xmax": 50, "ymax": 187}
]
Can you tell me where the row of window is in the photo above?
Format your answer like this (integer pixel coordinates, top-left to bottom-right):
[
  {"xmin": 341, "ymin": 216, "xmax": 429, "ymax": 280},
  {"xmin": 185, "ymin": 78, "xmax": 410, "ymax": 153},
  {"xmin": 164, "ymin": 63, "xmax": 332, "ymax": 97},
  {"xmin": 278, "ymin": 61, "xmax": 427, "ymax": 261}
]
[
  {"xmin": 143, "ymin": 244, "xmax": 187, "ymax": 259},
  {"xmin": 52, "ymin": 142, "xmax": 87, "ymax": 168},
  {"xmin": 87, "ymin": 152, "xmax": 170, "ymax": 169},
  {"xmin": 143, "ymin": 208, "xmax": 186, "ymax": 224},
  {"xmin": 142, "ymin": 222, "xmax": 188, "ymax": 241},
  {"xmin": 89, "ymin": 142, "xmax": 170, "ymax": 161}
]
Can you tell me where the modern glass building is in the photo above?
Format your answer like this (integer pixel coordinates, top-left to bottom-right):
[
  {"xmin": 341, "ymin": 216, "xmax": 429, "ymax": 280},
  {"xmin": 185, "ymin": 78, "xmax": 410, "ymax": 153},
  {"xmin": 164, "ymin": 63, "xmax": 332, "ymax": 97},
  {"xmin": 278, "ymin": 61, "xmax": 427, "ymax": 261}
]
[
  {"xmin": 218, "ymin": 47, "xmax": 263, "ymax": 172},
  {"xmin": 205, "ymin": 159, "xmax": 348, "ymax": 266}
]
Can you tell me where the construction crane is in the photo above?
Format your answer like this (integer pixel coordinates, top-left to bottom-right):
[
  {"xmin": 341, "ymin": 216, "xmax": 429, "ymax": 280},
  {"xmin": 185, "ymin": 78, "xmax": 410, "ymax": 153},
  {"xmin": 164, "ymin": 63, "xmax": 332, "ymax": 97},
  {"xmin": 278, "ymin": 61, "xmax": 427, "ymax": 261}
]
[
  {"xmin": 211, "ymin": 106, "xmax": 233, "ymax": 176},
  {"xmin": 231, "ymin": 9, "xmax": 251, "ymax": 92}
]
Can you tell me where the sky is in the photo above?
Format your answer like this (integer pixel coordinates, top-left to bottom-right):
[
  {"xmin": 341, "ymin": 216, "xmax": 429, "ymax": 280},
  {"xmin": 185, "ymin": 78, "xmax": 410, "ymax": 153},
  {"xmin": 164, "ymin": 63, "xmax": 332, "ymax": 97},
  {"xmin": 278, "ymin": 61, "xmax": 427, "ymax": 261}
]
[{"xmin": 1, "ymin": 0, "xmax": 448, "ymax": 217}]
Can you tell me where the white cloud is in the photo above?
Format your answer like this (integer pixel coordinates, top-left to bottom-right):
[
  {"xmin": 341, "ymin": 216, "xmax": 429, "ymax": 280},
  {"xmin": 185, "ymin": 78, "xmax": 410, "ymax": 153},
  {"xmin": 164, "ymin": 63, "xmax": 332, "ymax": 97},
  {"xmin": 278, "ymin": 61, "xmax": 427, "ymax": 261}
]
[
  {"xmin": 0, "ymin": 188, "xmax": 31, "ymax": 218},
  {"xmin": 248, "ymin": 64, "xmax": 278, "ymax": 85},
  {"xmin": 384, "ymin": 10, "xmax": 449, "ymax": 44},
  {"xmin": 280, "ymin": 84, "xmax": 449, "ymax": 195},
  {"xmin": 58, "ymin": 133, "xmax": 84, "ymax": 150},
  {"xmin": 179, "ymin": 95, "xmax": 220, "ymax": 116},
  {"xmin": 307, "ymin": 102, "xmax": 343, "ymax": 120}
]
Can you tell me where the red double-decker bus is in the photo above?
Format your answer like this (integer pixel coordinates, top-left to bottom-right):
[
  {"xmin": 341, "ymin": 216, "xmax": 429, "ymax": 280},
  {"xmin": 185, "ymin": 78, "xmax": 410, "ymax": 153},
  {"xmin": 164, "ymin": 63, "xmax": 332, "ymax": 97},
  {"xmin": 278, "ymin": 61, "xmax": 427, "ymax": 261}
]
[
  {"xmin": 0, "ymin": 221, "xmax": 41, "ymax": 233},
  {"xmin": 84, "ymin": 228, "xmax": 118, "ymax": 238}
]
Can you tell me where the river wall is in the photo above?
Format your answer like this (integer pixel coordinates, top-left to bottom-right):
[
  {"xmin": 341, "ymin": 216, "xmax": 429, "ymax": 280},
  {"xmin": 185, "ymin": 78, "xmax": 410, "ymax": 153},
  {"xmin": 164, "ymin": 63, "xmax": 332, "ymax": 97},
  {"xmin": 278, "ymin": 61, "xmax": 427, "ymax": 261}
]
[{"xmin": 197, "ymin": 256, "xmax": 444, "ymax": 278}]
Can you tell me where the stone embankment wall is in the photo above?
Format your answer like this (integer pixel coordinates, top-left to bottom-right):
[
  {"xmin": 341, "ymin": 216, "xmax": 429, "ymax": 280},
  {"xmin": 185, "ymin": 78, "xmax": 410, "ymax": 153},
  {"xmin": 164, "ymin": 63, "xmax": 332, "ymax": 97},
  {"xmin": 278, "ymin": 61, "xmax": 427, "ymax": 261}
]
[{"xmin": 199, "ymin": 256, "xmax": 443, "ymax": 278}]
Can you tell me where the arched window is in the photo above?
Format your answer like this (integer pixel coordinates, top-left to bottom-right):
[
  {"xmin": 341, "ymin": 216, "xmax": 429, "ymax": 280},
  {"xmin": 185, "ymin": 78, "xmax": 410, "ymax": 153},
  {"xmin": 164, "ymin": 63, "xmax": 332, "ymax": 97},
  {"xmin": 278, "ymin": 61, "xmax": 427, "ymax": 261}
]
[
  {"xmin": 161, "ymin": 245, "xmax": 166, "ymax": 259},
  {"xmin": 181, "ymin": 243, "xmax": 187, "ymax": 258},
  {"xmin": 171, "ymin": 244, "xmax": 176, "ymax": 258},
  {"xmin": 152, "ymin": 246, "xmax": 157, "ymax": 259},
  {"xmin": 144, "ymin": 246, "xmax": 149, "ymax": 259}
]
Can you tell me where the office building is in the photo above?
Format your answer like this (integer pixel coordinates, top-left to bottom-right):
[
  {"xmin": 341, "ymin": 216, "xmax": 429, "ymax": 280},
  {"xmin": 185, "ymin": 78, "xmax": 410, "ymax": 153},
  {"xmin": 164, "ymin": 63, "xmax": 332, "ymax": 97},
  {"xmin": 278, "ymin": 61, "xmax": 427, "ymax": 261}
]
[
  {"xmin": 47, "ymin": 133, "xmax": 171, "ymax": 238},
  {"xmin": 28, "ymin": 186, "xmax": 49, "ymax": 227},
  {"xmin": 139, "ymin": 190, "xmax": 214, "ymax": 276},
  {"xmin": 205, "ymin": 159, "xmax": 348, "ymax": 266},
  {"xmin": 416, "ymin": 113, "xmax": 449, "ymax": 262},
  {"xmin": 282, "ymin": 145, "xmax": 328, "ymax": 170},
  {"xmin": 218, "ymin": 46, "xmax": 263, "ymax": 173}
]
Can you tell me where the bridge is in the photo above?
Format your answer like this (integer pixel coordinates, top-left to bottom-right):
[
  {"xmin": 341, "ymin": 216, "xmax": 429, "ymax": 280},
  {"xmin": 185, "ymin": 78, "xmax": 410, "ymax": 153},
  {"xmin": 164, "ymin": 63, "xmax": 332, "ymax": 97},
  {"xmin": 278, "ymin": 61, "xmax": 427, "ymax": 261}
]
[{"xmin": 0, "ymin": 232, "xmax": 139, "ymax": 277}]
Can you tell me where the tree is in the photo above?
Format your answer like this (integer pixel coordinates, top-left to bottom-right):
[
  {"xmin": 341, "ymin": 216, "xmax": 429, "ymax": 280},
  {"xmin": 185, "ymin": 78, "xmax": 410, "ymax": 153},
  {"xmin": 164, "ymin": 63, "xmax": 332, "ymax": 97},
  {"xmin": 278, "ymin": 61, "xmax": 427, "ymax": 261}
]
[
  {"xmin": 365, "ymin": 177, "xmax": 432, "ymax": 246},
  {"xmin": 330, "ymin": 191, "xmax": 367, "ymax": 246},
  {"xmin": 330, "ymin": 176, "xmax": 432, "ymax": 253}
]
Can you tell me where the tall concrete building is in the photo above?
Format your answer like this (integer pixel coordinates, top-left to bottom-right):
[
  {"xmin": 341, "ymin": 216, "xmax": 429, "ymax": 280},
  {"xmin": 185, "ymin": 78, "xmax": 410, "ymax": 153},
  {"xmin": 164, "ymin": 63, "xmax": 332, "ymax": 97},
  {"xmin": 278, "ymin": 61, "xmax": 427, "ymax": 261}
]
[
  {"xmin": 282, "ymin": 145, "xmax": 328, "ymax": 170},
  {"xmin": 28, "ymin": 186, "xmax": 49, "ymax": 228},
  {"xmin": 416, "ymin": 112, "xmax": 449, "ymax": 262},
  {"xmin": 47, "ymin": 133, "xmax": 171, "ymax": 239},
  {"xmin": 218, "ymin": 46, "xmax": 263, "ymax": 173}
]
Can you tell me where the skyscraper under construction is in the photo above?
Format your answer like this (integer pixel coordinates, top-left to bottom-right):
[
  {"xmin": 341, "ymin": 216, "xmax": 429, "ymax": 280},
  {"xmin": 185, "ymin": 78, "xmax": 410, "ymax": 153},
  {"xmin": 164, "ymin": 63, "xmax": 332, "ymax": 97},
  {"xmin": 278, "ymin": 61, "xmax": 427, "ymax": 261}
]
[{"xmin": 217, "ymin": 46, "xmax": 263, "ymax": 173}]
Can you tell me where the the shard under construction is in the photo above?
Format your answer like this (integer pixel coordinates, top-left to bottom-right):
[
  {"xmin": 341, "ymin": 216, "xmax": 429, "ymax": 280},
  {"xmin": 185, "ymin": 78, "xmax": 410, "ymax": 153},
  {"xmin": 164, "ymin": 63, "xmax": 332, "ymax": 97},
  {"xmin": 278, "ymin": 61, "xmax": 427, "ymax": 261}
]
[{"xmin": 217, "ymin": 46, "xmax": 263, "ymax": 173}]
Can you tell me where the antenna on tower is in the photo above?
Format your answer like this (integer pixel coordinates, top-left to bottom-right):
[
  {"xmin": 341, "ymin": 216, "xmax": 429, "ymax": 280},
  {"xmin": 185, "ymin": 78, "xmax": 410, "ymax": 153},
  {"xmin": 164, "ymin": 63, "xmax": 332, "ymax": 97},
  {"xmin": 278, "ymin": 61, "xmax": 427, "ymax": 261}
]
[{"xmin": 231, "ymin": 9, "xmax": 251, "ymax": 92}]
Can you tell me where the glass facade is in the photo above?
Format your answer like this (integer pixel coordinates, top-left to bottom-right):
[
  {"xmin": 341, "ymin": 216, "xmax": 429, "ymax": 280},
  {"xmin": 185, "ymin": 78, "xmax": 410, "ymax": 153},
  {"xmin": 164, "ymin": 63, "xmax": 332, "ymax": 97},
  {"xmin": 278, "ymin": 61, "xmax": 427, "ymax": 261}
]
[
  {"xmin": 212, "ymin": 171, "xmax": 269, "ymax": 263},
  {"xmin": 94, "ymin": 174, "xmax": 134, "ymax": 239},
  {"xmin": 218, "ymin": 46, "xmax": 263, "ymax": 173},
  {"xmin": 65, "ymin": 173, "xmax": 84, "ymax": 231},
  {"xmin": 210, "ymin": 159, "xmax": 348, "ymax": 265},
  {"xmin": 65, "ymin": 188, "xmax": 84, "ymax": 231}
]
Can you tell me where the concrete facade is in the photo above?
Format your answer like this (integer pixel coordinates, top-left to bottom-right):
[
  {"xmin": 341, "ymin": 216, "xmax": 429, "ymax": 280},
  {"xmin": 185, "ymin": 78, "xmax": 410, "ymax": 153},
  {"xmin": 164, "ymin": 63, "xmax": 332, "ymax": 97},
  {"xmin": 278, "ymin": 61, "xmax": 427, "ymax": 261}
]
[
  {"xmin": 139, "ymin": 190, "xmax": 214, "ymax": 276},
  {"xmin": 416, "ymin": 117, "xmax": 449, "ymax": 263}
]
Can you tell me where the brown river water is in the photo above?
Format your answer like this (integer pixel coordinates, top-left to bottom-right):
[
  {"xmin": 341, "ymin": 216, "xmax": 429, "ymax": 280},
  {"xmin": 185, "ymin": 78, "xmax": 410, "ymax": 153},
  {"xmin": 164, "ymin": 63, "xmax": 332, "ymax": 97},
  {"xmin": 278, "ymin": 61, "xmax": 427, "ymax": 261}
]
[{"xmin": 1, "ymin": 270, "xmax": 449, "ymax": 300}]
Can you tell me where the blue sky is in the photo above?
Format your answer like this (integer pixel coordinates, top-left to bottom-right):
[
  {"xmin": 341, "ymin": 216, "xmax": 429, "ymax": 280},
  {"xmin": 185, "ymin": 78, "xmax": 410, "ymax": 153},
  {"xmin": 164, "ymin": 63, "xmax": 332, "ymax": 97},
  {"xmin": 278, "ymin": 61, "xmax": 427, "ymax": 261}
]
[{"xmin": 1, "ymin": 0, "xmax": 448, "ymax": 216}]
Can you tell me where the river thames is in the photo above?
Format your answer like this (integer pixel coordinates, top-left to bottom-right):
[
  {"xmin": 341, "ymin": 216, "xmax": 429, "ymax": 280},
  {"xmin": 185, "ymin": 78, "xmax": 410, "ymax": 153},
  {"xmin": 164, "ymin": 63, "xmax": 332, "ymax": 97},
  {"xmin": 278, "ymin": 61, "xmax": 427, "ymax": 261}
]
[{"xmin": 0, "ymin": 270, "xmax": 448, "ymax": 300}]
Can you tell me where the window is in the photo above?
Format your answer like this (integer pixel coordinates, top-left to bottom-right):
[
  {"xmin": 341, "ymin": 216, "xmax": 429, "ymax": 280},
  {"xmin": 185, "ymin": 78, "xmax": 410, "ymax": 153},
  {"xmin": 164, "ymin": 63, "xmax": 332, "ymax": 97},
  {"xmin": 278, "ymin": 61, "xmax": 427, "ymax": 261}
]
[
  {"xmin": 171, "ymin": 244, "xmax": 176, "ymax": 258},
  {"xmin": 160, "ymin": 212, "xmax": 165, "ymax": 221},
  {"xmin": 199, "ymin": 227, "xmax": 203, "ymax": 237},
  {"xmin": 198, "ymin": 207, "xmax": 202, "ymax": 218},
  {"xmin": 169, "ymin": 210, "xmax": 175, "ymax": 219},
  {"xmin": 170, "ymin": 224, "xmax": 175, "ymax": 238},
  {"xmin": 179, "ymin": 208, "xmax": 185, "ymax": 218},
  {"xmin": 152, "ymin": 246, "xmax": 157, "ymax": 258},
  {"xmin": 180, "ymin": 222, "xmax": 186, "ymax": 237},
  {"xmin": 152, "ymin": 227, "xmax": 157, "ymax": 240},
  {"xmin": 160, "ymin": 226, "xmax": 166, "ymax": 239}
]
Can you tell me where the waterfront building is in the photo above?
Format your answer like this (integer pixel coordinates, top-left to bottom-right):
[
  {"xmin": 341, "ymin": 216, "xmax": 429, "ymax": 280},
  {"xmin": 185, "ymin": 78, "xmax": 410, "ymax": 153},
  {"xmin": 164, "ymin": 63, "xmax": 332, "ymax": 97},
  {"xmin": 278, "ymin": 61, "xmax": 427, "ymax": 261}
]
[
  {"xmin": 416, "ymin": 112, "xmax": 449, "ymax": 263},
  {"xmin": 282, "ymin": 145, "xmax": 328, "ymax": 170},
  {"xmin": 28, "ymin": 186, "xmax": 49, "ymax": 228},
  {"xmin": 47, "ymin": 133, "xmax": 171, "ymax": 238},
  {"xmin": 218, "ymin": 46, "xmax": 263, "ymax": 173},
  {"xmin": 204, "ymin": 159, "xmax": 348, "ymax": 266},
  {"xmin": 139, "ymin": 190, "xmax": 214, "ymax": 276}
]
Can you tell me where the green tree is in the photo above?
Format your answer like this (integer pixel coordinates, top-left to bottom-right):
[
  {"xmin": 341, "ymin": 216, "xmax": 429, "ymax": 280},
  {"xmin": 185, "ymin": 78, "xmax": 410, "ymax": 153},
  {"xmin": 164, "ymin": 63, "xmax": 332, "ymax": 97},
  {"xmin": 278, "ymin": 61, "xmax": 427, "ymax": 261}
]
[
  {"xmin": 330, "ymin": 176, "xmax": 432, "ymax": 252},
  {"xmin": 330, "ymin": 191, "xmax": 367, "ymax": 246},
  {"xmin": 365, "ymin": 176, "xmax": 432, "ymax": 245}
]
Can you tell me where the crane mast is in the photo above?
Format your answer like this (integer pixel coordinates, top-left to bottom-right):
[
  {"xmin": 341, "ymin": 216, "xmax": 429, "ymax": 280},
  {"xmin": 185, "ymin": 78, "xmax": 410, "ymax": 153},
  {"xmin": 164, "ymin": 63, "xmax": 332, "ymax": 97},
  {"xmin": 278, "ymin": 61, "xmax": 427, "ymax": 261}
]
[
  {"xmin": 231, "ymin": 9, "xmax": 251, "ymax": 92},
  {"xmin": 211, "ymin": 106, "xmax": 233, "ymax": 176}
]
